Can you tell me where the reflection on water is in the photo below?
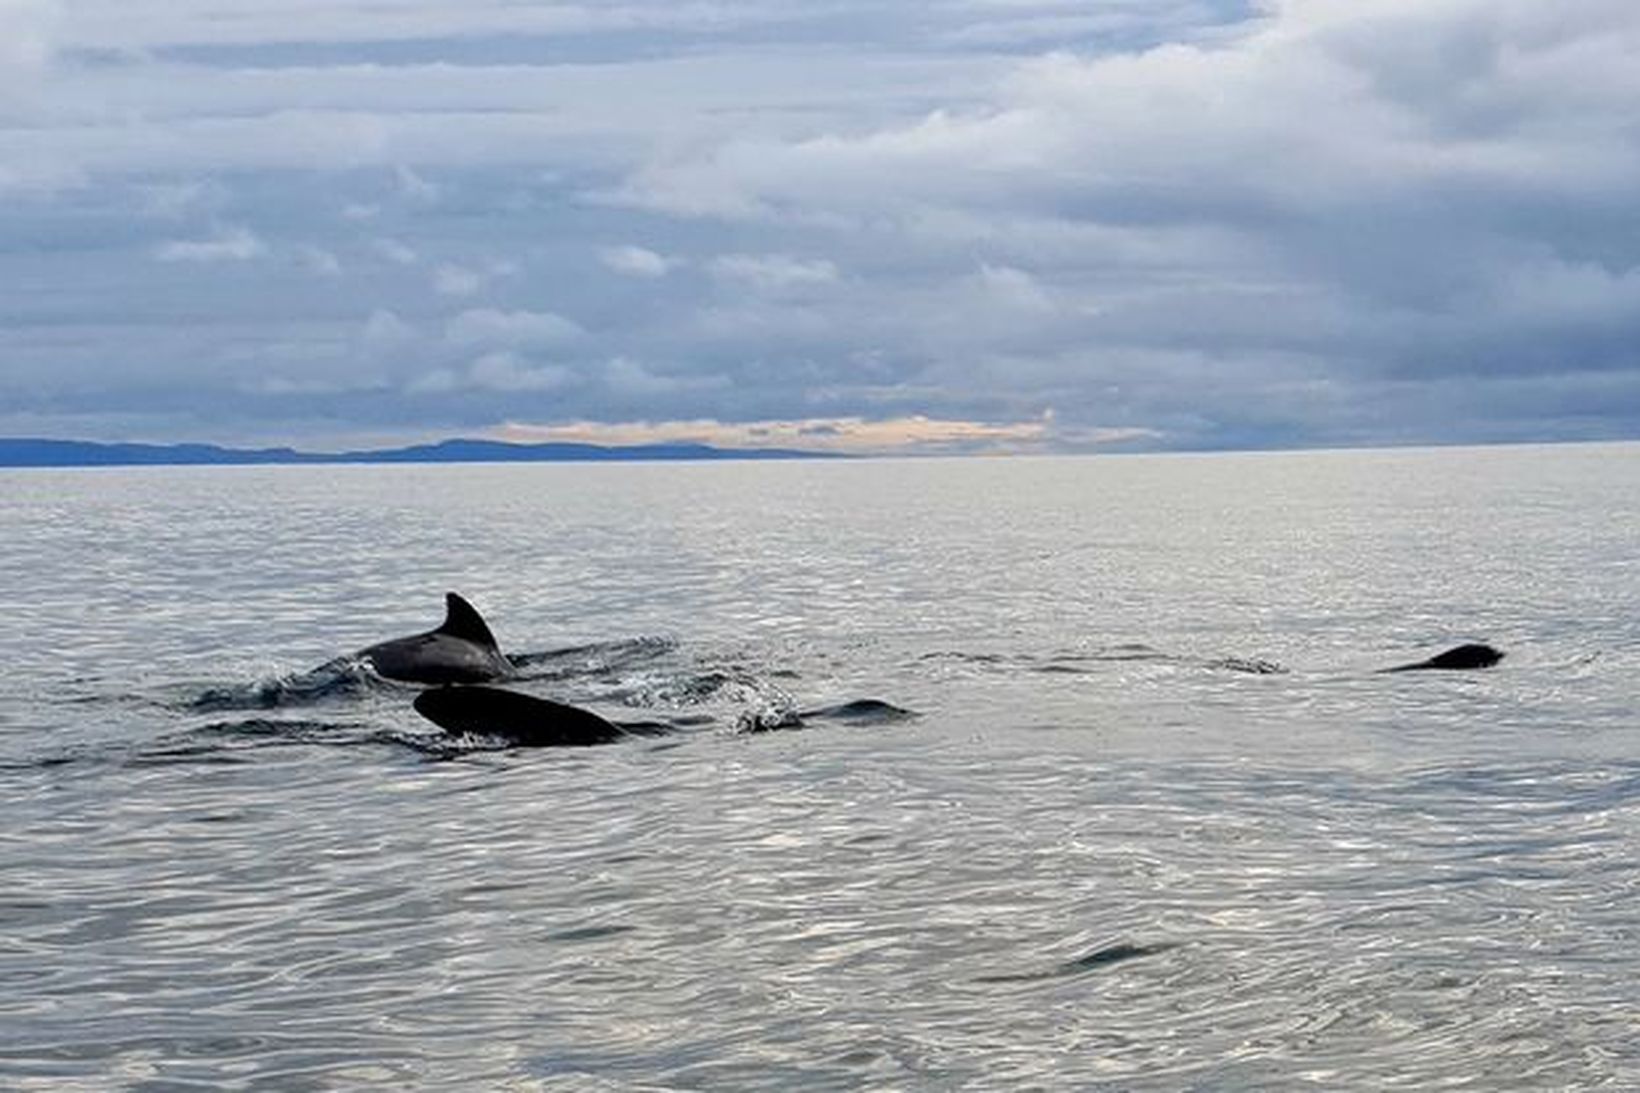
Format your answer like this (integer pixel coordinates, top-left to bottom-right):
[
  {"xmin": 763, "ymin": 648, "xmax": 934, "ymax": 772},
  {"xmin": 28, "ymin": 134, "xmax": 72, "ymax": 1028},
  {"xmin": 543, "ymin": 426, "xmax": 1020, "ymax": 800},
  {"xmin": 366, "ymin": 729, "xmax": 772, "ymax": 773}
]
[{"xmin": 2, "ymin": 444, "xmax": 1638, "ymax": 1088}]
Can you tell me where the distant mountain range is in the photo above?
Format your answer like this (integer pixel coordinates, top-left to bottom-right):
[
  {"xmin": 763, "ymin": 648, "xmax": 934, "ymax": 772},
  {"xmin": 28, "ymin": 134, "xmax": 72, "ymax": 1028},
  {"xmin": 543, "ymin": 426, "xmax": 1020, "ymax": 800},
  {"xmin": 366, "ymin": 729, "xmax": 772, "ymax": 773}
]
[{"xmin": 0, "ymin": 437, "xmax": 839, "ymax": 468}]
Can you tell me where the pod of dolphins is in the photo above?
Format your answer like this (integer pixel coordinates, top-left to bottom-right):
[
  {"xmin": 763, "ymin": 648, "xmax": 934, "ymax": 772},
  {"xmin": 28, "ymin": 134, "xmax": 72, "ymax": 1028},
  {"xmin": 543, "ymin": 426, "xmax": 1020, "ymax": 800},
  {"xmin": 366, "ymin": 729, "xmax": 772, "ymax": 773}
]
[{"xmin": 326, "ymin": 592, "xmax": 1510, "ymax": 748}]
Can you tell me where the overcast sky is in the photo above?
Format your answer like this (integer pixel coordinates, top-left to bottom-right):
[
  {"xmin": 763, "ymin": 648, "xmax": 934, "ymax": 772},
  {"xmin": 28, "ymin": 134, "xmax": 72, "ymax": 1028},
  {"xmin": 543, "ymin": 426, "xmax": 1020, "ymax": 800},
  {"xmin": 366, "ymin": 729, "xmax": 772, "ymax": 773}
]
[{"xmin": 2, "ymin": 0, "xmax": 1637, "ymax": 453}]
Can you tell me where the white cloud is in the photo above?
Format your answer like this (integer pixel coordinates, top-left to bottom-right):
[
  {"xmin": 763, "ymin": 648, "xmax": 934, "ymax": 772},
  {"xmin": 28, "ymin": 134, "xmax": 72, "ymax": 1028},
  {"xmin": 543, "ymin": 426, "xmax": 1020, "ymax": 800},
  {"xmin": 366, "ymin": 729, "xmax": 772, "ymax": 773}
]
[
  {"xmin": 409, "ymin": 351, "xmax": 572, "ymax": 394},
  {"xmin": 433, "ymin": 264, "xmax": 483, "ymax": 297},
  {"xmin": 468, "ymin": 351, "xmax": 571, "ymax": 392},
  {"xmin": 153, "ymin": 226, "xmax": 266, "ymax": 263},
  {"xmin": 136, "ymin": 180, "xmax": 222, "ymax": 219},
  {"xmin": 0, "ymin": 0, "xmax": 58, "ymax": 114},
  {"xmin": 394, "ymin": 164, "xmax": 439, "ymax": 203},
  {"xmin": 605, "ymin": 356, "xmax": 727, "ymax": 397},
  {"xmin": 359, "ymin": 308, "xmax": 417, "ymax": 350},
  {"xmin": 298, "ymin": 245, "xmax": 342, "ymax": 276},
  {"xmin": 975, "ymin": 263, "xmax": 1057, "ymax": 314},
  {"xmin": 445, "ymin": 307, "xmax": 582, "ymax": 346},
  {"xmin": 708, "ymin": 253, "xmax": 840, "ymax": 292},
  {"xmin": 620, "ymin": 4, "xmax": 1640, "ymax": 228},
  {"xmin": 372, "ymin": 238, "xmax": 418, "ymax": 265},
  {"xmin": 600, "ymin": 244, "xmax": 676, "ymax": 278}
]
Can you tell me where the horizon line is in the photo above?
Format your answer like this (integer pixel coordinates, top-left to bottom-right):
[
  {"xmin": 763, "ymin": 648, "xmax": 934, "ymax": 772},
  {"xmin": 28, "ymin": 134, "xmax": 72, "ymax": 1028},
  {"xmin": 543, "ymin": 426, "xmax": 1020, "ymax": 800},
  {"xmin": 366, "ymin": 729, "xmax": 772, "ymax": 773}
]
[{"xmin": 1, "ymin": 433, "xmax": 1634, "ymax": 470}]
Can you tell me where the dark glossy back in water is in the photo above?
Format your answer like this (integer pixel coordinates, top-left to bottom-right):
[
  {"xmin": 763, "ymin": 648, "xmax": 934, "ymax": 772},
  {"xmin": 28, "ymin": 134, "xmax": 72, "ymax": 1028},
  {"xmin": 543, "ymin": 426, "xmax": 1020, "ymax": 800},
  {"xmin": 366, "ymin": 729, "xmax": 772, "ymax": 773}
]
[{"xmin": 413, "ymin": 685, "xmax": 631, "ymax": 746}]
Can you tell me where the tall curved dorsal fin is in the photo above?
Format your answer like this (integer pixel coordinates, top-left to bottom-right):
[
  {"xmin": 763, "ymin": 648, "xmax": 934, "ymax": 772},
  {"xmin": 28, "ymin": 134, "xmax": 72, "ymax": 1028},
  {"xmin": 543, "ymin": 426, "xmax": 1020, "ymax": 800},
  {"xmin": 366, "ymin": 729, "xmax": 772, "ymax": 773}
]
[{"xmin": 436, "ymin": 592, "xmax": 500, "ymax": 650}]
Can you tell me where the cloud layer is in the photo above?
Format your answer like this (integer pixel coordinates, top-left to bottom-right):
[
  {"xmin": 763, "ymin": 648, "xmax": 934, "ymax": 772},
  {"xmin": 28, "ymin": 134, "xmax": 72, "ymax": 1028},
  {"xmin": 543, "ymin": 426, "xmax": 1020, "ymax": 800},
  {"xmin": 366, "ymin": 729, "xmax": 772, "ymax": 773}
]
[{"xmin": 2, "ymin": 0, "xmax": 1636, "ymax": 451}]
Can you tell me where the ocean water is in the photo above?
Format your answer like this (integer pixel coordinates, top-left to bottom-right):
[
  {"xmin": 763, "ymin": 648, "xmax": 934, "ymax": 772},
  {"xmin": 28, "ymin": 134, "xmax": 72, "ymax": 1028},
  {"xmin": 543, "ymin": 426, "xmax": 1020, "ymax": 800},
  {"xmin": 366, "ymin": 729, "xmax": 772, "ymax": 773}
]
[{"xmin": 1, "ymin": 443, "xmax": 1637, "ymax": 1090}]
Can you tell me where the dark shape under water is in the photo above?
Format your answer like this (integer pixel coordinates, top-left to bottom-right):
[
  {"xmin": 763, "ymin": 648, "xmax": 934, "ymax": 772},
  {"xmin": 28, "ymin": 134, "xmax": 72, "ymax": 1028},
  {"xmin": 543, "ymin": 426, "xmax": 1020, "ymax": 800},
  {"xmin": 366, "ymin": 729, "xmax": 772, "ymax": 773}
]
[
  {"xmin": 740, "ymin": 698, "xmax": 920, "ymax": 733},
  {"xmin": 976, "ymin": 941, "xmax": 1179, "ymax": 984},
  {"xmin": 354, "ymin": 592, "xmax": 514, "ymax": 685},
  {"xmin": 804, "ymin": 698, "xmax": 919, "ymax": 724},
  {"xmin": 1383, "ymin": 643, "xmax": 1505, "ymax": 673},
  {"xmin": 415, "ymin": 685, "xmax": 916, "ymax": 747},
  {"xmin": 412, "ymin": 685, "xmax": 668, "ymax": 747}
]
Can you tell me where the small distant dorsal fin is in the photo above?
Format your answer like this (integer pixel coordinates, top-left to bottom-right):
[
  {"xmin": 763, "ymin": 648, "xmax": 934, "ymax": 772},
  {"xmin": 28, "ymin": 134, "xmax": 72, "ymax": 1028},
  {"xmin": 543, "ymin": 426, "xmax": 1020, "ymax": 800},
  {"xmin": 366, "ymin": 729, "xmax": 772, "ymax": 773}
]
[
  {"xmin": 436, "ymin": 592, "xmax": 499, "ymax": 649},
  {"xmin": 1382, "ymin": 642, "xmax": 1504, "ymax": 672}
]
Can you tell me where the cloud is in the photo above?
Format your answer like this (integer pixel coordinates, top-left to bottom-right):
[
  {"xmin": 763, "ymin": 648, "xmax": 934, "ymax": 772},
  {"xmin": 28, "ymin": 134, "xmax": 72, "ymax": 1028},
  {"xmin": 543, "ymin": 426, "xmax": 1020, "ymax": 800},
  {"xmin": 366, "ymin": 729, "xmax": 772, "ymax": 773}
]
[
  {"xmin": 604, "ymin": 356, "xmax": 728, "ymax": 398},
  {"xmin": 246, "ymin": 372, "xmax": 386, "ymax": 396},
  {"xmin": 430, "ymin": 259, "xmax": 517, "ymax": 298},
  {"xmin": 136, "ymin": 179, "xmax": 225, "ymax": 219},
  {"xmin": 599, "ymin": 244, "xmax": 677, "ymax": 278},
  {"xmin": 708, "ymin": 253, "xmax": 840, "ymax": 293},
  {"xmin": 359, "ymin": 308, "xmax": 417, "ymax": 350},
  {"xmin": 3, "ymin": 0, "xmax": 1637, "ymax": 449},
  {"xmin": 606, "ymin": 1, "xmax": 1640, "ymax": 435},
  {"xmin": 55, "ymin": 1, "xmax": 813, "ymax": 52},
  {"xmin": 937, "ymin": 3, "xmax": 1234, "ymax": 50},
  {"xmin": 468, "ymin": 351, "xmax": 572, "ymax": 392},
  {"xmin": 372, "ymin": 238, "xmax": 418, "ymax": 265},
  {"xmin": 153, "ymin": 226, "xmax": 266, "ymax": 262},
  {"xmin": 394, "ymin": 164, "xmax": 438, "ymax": 203},
  {"xmin": 0, "ymin": 158, "xmax": 80, "ymax": 193},
  {"xmin": 620, "ymin": 5, "xmax": 1640, "ymax": 240},
  {"xmin": 445, "ymin": 307, "xmax": 583, "ymax": 346},
  {"xmin": 0, "ymin": 0, "xmax": 58, "ymax": 112},
  {"xmin": 974, "ymin": 263, "xmax": 1058, "ymax": 315},
  {"xmin": 410, "ymin": 351, "xmax": 573, "ymax": 394},
  {"xmin": 297, "ymin": 245, "xmax": 342, "ymax": 276},
  {"xmin": 432, "ymin": 264, "xmax": 483, "ymax": 297}
]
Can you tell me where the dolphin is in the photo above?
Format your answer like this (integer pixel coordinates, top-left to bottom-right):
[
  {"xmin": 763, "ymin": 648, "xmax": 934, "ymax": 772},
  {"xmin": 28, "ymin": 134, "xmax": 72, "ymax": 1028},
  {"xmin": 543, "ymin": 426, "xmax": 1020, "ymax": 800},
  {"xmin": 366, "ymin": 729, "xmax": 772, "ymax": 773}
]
[
  {"xmin": 413, "ymin": 685, "xmax": 669, "ymax": 746},
  {"xmin": 738, "ymin": 698, "xmax": 919, "ymax": 732},
  {"xmin": 1383, "ymin": 643, "xmax": 1504, "ymax": 672},
  {"xmin": 355, "ymin": 592, "xmax": 514, "ymax": 685},
  {"xmin": 413, "ymin": 684, "xmax": 917, "ymax": 747}
]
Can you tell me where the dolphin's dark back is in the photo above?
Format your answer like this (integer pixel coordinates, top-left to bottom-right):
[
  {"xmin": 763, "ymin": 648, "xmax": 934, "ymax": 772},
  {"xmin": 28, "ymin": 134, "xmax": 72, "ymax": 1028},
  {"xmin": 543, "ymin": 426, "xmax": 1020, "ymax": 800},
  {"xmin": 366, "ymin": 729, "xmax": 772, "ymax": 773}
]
[
  {"xmin": 1384, "ymin": 643, "xmax": 1504, "ymax": 672},
  {"xmin": 414, "ymin": 685, "xmax": 630, "ymax": 746},
  {"xmin": 436, "ymin": 592, "xmax": 500, "ymax": 650},
  {"xmin": 353, "ymin": 592, "xmax": 512, "ymax": 685}
]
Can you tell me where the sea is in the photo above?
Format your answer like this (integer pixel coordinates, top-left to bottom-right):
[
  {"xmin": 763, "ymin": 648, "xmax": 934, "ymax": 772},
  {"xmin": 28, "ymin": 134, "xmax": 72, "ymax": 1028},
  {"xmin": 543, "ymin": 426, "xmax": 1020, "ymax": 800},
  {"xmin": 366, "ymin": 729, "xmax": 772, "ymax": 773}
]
[{"xmin": 1, "ymin": 442, "xmax": 1637, "ymax": 1090}]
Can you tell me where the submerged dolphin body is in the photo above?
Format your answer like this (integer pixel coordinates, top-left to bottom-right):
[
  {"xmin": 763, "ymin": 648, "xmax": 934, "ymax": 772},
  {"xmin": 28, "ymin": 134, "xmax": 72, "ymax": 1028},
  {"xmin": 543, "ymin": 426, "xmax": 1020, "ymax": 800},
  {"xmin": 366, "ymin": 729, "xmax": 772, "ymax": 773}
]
[
  {"xmin": 1383, "ymin": 643, "xmax": 1504, "ymax": 672},
  {"xmin": 413, "ymin": 685, "xmax": 669, "ymax": 746},
  {"xmin": 413, "ymin": 684, "xmax": 918, "ymax": 747},
  {"xmin": 356, "ymin": 593, "xmax": 514, "ymax": 685}
]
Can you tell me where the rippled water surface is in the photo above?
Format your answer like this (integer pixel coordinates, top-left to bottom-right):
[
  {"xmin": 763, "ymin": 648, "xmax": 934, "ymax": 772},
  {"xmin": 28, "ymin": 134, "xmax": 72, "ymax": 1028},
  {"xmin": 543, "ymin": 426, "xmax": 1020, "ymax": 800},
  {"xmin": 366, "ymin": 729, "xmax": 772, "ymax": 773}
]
[{"xmin": 2, "ymin": 444, "xmax": 1638, "ymax": 1089}]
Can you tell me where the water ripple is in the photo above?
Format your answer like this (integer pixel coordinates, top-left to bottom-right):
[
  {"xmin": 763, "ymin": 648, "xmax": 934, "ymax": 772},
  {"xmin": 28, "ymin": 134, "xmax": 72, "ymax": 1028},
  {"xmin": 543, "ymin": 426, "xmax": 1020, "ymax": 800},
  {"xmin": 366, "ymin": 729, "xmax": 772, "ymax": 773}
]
[{"xmin": 4, "ymin": 453, "xmax": 1639, "ymax": 1087}]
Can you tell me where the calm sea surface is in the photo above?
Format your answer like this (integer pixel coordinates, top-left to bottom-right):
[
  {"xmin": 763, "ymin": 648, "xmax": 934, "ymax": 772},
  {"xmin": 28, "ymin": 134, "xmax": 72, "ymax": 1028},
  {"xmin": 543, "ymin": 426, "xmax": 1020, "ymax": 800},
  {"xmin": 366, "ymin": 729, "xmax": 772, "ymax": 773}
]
[{"xmin": 2, "ymin": 444, "xmax": 1637, "ymax": 1090}]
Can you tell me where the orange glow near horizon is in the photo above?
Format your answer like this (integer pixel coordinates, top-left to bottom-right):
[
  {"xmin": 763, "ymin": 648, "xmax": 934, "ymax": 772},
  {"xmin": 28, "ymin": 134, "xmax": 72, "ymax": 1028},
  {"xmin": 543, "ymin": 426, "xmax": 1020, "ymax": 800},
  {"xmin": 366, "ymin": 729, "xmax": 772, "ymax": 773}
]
[{"xmin": 493, "ymin": 415, "xmax": 1158, "ymax": 455}]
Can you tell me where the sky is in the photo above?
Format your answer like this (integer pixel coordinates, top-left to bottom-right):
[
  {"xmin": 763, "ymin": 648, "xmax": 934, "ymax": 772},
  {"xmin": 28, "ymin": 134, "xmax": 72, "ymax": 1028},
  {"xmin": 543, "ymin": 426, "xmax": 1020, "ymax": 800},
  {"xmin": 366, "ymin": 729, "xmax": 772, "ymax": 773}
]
[{"xmin": 2, "ymin": 0, "xmax": 1637, "ymax": 455}]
